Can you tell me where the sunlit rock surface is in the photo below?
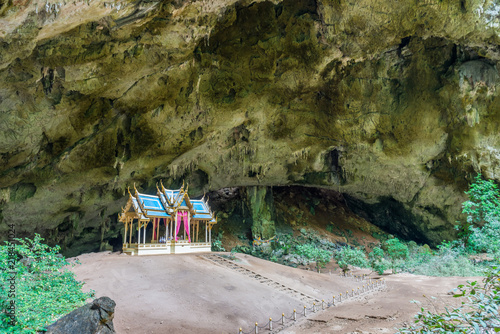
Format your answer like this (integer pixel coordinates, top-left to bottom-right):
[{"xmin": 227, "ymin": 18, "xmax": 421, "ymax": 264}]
[{"xmin": 1, "ymin": 0, "xmax": 500, "ymax": 254}]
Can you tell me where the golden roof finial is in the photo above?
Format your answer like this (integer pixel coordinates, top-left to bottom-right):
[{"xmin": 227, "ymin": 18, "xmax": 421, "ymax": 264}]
[
  {"xmin": 133, "ymin": 183, "xmax": 139, "ymax": 195},
  {"xmin": 127, "ymin": 186, "xmax": 132, "ymax": 196},
  {"xmin": 181, "ymin": 180, "xmax": 185, "ymax": 190}
]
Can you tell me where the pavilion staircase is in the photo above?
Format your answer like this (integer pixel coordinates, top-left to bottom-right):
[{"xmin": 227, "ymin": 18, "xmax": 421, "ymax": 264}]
[{"xmin": 201, "ymin": 254, "xmax": 320, "ymax": 306}]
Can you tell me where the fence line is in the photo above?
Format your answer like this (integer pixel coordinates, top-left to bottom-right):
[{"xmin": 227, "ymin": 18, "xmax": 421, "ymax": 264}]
[{"xmin": 237, "ymin": 277, "xmax": 387, "ymax": 333}]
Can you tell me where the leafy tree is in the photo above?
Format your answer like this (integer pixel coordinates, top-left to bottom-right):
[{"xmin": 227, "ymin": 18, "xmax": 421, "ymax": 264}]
[
  {"xmin": 398, "ymin": 262, "xmax": 500, "ymax": 333},
  {"xmin": 0, "ymin": 234, "xmax": 94, "ymax": 333},
  {"xmin": 295, "ymin": 243, "xmax": 332, "ymax": 272},
  {"xmin": 463, "ymin": 174, "xmax": 500, "ymax": 225},
  {"xmin": 458, "ymin": 174, "xmax": 500, "ymax": 255},
  {"xmin": 368, "ymin": 247, "xmax": 389, "ymax": 275},
  {"xmin": 334, "ymin": 246, "xmax": 368, "ymax": 275},
  {"xmin": 386, "ymin": 238, "xmax": 408, "ymax": 273}
]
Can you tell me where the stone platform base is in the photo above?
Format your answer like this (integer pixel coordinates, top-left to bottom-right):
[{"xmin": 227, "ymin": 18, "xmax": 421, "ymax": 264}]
[{"xmin": 123, "ymin": 241, "xmax": 211, "ymax": 255}]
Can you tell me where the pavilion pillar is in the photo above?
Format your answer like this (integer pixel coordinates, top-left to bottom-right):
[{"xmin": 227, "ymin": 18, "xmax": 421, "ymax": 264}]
[
  {"xmin": 138, "ymin": 222, "xmax": 141, "ymax": 245},
  {"xmin": 152, "ymin": 218, "xmax": 156, "ymax": 243},
  {"xmin": 123, "ymin": 219, "xmax": 128, "ymax": 247},
  {"xmin": 166, "ymin": 220, "xmax": 169, "ymax": 241},
  {"xmin": 170, "ymin": 218, "xmax": 173, "ymax": 240},
  {"xmin": 143, "ymin": 222, "xmax": 146, "ymax": 244},
  {"xmin": 209, "ymin": 224, "xmax": 212, "ymax": 244},
  {"xmin": 174, "ymin": 211, "xmax": 178, "ymax": 242},
  {"xmin": 156, "ymin": 219, "xmax": 160, "ymax": 242},
  {"xmin": 205, "ymin": 222, "xmax": 208, "ymax": 243},
  {"xmin": 195, "ymin": 221, "xmax": 198, "ymax": 242},
  {"xmin": 129, "ymin": 220, "xmax": 132, "ymax": 244},
  {"xmin": 183, "ymin": 214, "xmax": 186, "ymax": 240},
  {"xmin": 187, "ymin": 211, "xmax": 191, "ymax": 243}
]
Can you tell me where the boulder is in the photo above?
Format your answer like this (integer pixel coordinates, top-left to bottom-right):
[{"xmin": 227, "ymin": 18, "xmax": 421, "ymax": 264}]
[{"xmin": 43, "ymin": 297, "xmax": 116, "ymax": 334}]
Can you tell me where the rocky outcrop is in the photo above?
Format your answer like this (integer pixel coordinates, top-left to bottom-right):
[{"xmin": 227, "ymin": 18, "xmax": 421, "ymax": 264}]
[
  {"xmin": 1, "ymin": 0, "xmax": 500, "ymax": 252},
  {"xmin": 43, "ymin": 296, "xmax": 116, "ymax": 334}
]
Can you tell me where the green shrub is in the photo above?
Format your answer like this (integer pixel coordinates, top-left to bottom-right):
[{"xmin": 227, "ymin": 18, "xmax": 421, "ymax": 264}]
[
  {"xmin": 334, "ymin": 246, "xmax": 368, "ymax": 275},
  {"xmin": 469, "ymin": 218, "xmax": 500, "ymax": 256},
  {"xmin": 398, "ymin": 244, "xmax": 433, "ymax": 274},
  {"xmin": 386, "ymin": 238, "xmax": 409, "ymax": 273},
  {"xmin": 0, "ymin": 234, "xmax": 94, "ymax": 333},
  {"xmin": 211, "ymin": 232, "xmax": 225, "ymax": 252},
  {"xmin": 410, "ymin": 243, "xmax": 484, "ymax": 277},
  {"xmin": 368, "ymin": 247, "xmax": 389, "ymax": 275},
  {"xmin": 295, "ymin": 243, "xmax": 333, "ymax": 272},
  {"xmin": 398, "ymin": 262, "xmax": 500, "ymax": 333}
]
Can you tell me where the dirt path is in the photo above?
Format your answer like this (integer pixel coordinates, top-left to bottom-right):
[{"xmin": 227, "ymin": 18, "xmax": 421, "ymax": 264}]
[
  {"xmin": 282, "ymin": 272, "xmax": 481, "ymax": 334},
  {"xmin": 70, "ymin": 252, "xmax": 480, "ymax": 334}
]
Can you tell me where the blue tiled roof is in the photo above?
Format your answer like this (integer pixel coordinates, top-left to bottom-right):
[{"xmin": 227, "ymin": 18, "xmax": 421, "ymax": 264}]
[
  {"xmin": 138, "ymin": 195, "xmax": 166, "ymax": 211},
  {"xmin": 127, "ymin": 186, "xmax": 216, "ymax": 222},
  {"xmin": 131, "ymin": 197, "xmax": 148, "ymax": 220},
  {"xmin": 193, "ymin": 213, "xmax": 213, "ymax": 219},
  {"xmin": 192, "ymin": 200, "xmax": 209, "ymax": 213},
  {"xmin": 146, "ymin": 210, "xmax": 170, "ymax": 217}
]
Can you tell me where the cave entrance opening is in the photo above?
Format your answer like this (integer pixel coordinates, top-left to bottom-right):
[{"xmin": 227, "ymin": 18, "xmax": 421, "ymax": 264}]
[{"xmin": 119, "ymin": 182, "xmax": 217, "ymax": 255}]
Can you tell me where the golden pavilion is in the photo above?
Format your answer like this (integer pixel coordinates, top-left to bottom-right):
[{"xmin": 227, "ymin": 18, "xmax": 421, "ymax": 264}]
[{"xmin": 119, "ymin": 182, "xmax": 217, "ymax": 255}]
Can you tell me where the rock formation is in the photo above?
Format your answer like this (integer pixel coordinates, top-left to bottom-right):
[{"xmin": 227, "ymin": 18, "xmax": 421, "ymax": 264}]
[
  {"xmin": 43, "ymin": 296, "xmax": 116, "ymax": 334},
  {"xmin": 1, "ymin": 0, "xmax": 500, "ymax": 253}
]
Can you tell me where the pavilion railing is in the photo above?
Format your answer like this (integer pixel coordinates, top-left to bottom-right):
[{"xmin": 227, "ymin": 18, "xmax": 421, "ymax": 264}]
[
  {"xmin": 236, "ymin": 275, "xmax": 387, "ymax": 334},
  {"xmin": 123, "ymin": 241, "xmax": 211, "ymax": 249}
]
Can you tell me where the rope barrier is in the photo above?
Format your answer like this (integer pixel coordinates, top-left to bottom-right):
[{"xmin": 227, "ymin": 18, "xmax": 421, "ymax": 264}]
[{"xmin": 236, "ymin": 277, "xmax": 388, "ymax": 334}]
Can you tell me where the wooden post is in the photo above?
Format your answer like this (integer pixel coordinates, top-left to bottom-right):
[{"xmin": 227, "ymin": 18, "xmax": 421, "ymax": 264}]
[
  {"xmin": 269, "ymin": 318, "xmax": 272, "ymax": 330},
  {"xmin": 293, "ymin": 309, "xmax": 296, "ymax": 321}
]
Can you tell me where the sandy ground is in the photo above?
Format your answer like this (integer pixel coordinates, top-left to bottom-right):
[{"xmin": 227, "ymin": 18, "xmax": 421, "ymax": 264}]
[{"xmin": 70, "ymin": 252, "xmax": 481, "ymax": 334}]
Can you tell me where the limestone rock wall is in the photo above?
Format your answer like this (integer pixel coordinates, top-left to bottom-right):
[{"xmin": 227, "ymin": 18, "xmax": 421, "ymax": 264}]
[{"xmin": 1, "ymin": 0, "xmax": 500, "ymax": 254}]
